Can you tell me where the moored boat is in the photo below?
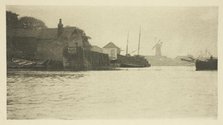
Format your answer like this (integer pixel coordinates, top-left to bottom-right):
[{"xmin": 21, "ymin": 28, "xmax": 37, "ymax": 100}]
[
  {"xmin": 116, "ymin": 27, "xmax": 151, "ymax": 68},
  {"xmin": 117, "ymin": 55, "xmax": 150, "ymax": 68},
  {"xmin": 195, "ymin": 56, "xmax": 217, "ymax": 71},
  {"xmin": 181, "ymin": 56, "xmax": 217, "ymax": 71}
]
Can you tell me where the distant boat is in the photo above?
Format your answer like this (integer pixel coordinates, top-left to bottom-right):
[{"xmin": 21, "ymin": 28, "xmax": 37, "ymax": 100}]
[{"xmin": 195, "ymin": 56, "xmax": 217, "ymax": 71}]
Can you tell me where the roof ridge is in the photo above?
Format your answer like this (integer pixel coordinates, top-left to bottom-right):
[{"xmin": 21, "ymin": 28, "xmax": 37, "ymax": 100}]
[{"xmin": 103, "ymin": 42, "xmax": 120, "ymax": 49}]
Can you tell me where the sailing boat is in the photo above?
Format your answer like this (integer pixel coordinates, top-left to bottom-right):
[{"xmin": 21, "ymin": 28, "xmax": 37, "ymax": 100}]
[
  {"xmin": 181, "ymin": 50, "xmax": 217, "ymax": 71},
  {"xmin": 117, "ymin": 27, "xmax": 151, "ymax": 67}
]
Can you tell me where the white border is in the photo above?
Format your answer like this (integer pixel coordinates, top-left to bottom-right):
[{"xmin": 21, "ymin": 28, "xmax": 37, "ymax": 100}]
[{"xmin": 1, "ymin": 0, "xmax": 222, "ymax": 125}]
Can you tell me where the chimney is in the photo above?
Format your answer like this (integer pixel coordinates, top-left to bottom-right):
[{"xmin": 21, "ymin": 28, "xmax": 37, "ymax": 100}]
[{"xmin": 57, "ymin": 18, "xmax": 63, "ymax": 37}]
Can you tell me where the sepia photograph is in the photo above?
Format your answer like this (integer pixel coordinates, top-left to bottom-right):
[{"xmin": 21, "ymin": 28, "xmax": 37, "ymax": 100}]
[{"xmin": 5, "ymin": 5, "xmax": 218, "ymax": 120}]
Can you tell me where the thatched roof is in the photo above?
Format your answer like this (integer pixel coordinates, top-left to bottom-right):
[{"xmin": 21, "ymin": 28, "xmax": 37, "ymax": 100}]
[
  {"xmin": 7, "ymin": 27, "xmax": 91, "ymax": 40},
  {"xmin": 7, "ymin": 29, "xmax": 41, "ymax": 38}
]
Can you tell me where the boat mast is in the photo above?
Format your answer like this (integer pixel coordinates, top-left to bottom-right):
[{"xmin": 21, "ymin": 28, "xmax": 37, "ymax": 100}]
[
  {"xmin": 137, "ymin": 26, "xmax": 141, "ymax": 55},
  {"xmin": 126, "ymin": 32, "xmax": 129, "ymax": 55}
]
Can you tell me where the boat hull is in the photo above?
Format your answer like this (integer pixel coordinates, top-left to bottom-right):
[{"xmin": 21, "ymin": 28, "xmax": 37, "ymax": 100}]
[
  {"xmin": 120, "ymin": 63, "xmax": 149, "ymax": 68},
  {"xmin": 195, "ymin": 59, "xmax": 217, "ymax": 71},
  {"xmin": 116, "ymin": 55, "xmax": 151, "ymax": 68}
]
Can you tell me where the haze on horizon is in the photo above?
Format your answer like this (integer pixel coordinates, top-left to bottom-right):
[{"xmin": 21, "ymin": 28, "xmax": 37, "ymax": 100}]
[{"xmin": 6, "ymin": 6, "xmax": 218, "ymax": 58}]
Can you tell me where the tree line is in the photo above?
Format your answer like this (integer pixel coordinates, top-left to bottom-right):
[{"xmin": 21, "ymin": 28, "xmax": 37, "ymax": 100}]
[{"xmin": 6, "ymin": 11, "xmax": 47, "ymax": 30}]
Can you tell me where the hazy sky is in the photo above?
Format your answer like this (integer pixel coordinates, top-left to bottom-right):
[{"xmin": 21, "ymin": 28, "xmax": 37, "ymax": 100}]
[{"xmin": 7, "ymin": 6, "xmax": 218, "ymax": 57}]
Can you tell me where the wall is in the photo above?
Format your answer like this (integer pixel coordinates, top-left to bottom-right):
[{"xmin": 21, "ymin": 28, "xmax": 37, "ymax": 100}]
[
  {"xmin": 63, "ymin": 47, "xmax": 110, "ymax": 70},
  {"xmin": 36, "ymin": 40, "xmax": 65, "ymax": 61},
  {"xmin": 68, "ymin": 31, "xmax": 83, "ymax": 48},
  {"xmin": 7, "ymin": 37, "xmax": 38, "ymax": 60},
  {"xmin": 102, "ymin": 48, "xmax": 118, "ymax": 60}
]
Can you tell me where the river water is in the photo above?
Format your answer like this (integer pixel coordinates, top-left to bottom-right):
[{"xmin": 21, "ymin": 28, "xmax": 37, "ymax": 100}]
[{"xmin": 7, "ymin": 66, "xmax": 217, "ymax": 119}]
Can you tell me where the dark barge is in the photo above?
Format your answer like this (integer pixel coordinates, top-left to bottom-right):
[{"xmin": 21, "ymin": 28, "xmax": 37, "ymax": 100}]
[
  {"xmin": 181, "ymin": 56, "xmax": 217, "ymax": 71},
  {"xmin": 116, "ymin": 55, "xmax": 150, "ymax": 68},
  {"xmin": 195, "ymin": 57, "xmax": 217, "ymax": 71}
]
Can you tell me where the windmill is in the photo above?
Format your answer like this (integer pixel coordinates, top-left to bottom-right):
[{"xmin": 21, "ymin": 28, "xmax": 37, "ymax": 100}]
[{"xmin": 152, "ymin": 39, "xmax": 163, "ymax": 57}]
